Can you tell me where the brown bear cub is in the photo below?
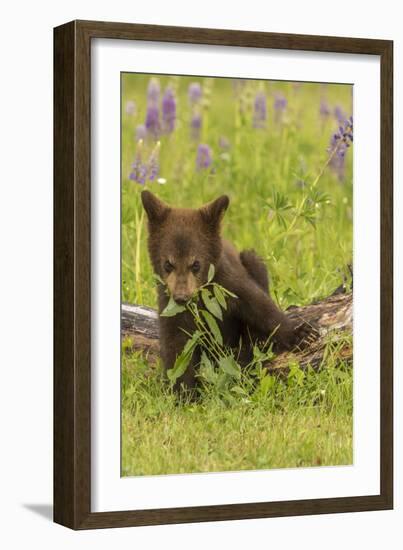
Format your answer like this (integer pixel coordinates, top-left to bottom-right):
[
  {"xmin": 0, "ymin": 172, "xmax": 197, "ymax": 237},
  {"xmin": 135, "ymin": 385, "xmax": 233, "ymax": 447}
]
[{"xmin": 141, "ymin": 190, "xmax": 316, "ymax": 390}]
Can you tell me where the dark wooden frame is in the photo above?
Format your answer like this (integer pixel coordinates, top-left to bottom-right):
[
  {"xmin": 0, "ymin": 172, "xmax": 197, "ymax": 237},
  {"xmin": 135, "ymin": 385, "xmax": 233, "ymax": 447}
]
[{"xmin": 54, "ymin": 19, "xmax": 393, "ymax": 530}]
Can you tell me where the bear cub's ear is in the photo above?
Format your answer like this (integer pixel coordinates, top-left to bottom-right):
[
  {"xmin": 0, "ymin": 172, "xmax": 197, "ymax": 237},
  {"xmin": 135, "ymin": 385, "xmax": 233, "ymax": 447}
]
[
  {"xmin": 141, "ymin": 190, "xmax": 170, "ymax": 223},
  {"xmin": 199, "ymin": 195, "xmax": 230, "ymax": 228}
]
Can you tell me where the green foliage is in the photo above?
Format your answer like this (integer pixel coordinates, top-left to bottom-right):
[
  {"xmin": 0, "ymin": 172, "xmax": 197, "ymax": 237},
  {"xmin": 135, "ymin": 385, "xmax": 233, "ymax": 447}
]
[
  {"xmin": 121, "ymin": 76, "xmax": 353, "ymax": 310},
  {"xmin": 121, "ymin": 76, "xmax": 354, "ymax": 476},
  {"xmin": 159, "ymin": 271, "xmax": 236, "ymax": 384},
  {"xmin": 121, "ymin": 344, "xmax": 353, "ymax": 475}
]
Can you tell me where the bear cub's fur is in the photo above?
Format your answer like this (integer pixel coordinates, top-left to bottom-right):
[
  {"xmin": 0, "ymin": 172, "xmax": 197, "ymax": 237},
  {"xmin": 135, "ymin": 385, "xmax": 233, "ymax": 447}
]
[{"xmin": 141, "ymin": 190, "xmax": 315, "ymax": 390}]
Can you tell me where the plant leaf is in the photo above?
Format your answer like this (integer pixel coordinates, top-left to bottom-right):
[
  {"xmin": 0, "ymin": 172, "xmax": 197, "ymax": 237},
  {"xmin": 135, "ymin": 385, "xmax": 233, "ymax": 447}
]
[
  {"xmin": 219, "ymin": 285, "xmax": 237, "ymax": 298},
  {"xmin": 207, "ymin": 264, "xmax": 215, "ymax": 283},
  {"xmin": 167, "ymin": 351, "xmax": 193, "ymax": 383},
  {"xmin": 259, "ymin": 374, "xmax": 275, "ymax": 397},
  {"xmin": 153, "ymin": 274, "xmax": 165, "ymax": 286},
  {"xmin": 219, "ymin": 355, "xmax": 241, "ymax": 378},
  {"xmin": 201, "ymin": 310, "xmax": 223, "ymax": 346},
  {"xmin": 160, "ymin": 295, "xmax": 186, "ymax": 317},
  {"xmin": 213, "ymin": 285, "xmax": 227, "ymax": 310},
  {"xmin": 201, "ymin": 289, "xmax": 222, "ymax": 320},
  {"xmin": 167, "ymin": 331, "xmax": 201, "ymax": 383},
  {"xmin": 199, "ymin": 351, "xmax": 216, "ymax": 383}
]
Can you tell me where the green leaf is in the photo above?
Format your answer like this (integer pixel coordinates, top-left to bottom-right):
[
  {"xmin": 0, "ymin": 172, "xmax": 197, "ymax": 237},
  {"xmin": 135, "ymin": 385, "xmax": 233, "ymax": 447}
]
[
  {"xmin": 167, "ymin": 331, "xmax": 201, "ymax": 383},
  {"xmin": 153, "ymin": 274, "xmax": 165, "ymax": 286},
  {"xmin": 256, "ymin": 374, "xmax": 276, "ymax": 398},
  {"xmin": 253, "ymin": 345, "xmax": 267, "ymax": 362},
  {"xmin": 231, "ymin": 386, "xmax": 247, "ymax": 396},
  {"xmin": 219, "ymin": 285, "xmax": 237, "ymax": 298},
  {"xmin": 182, "ymin": 330, "xmax": 201, "ymax": 355},
  {"xmin": 199, "ymin": 352, "xmax": 217, "ymax": 383},
  {"xmin": 213, "ymin": 285, "xmax": 227, "ymax": 310},
  {"xmin": 201, "ymin": 310, "xmax": 223, "ymax": 346},
  {"xmin": 160, "ymin": 295, "xmax": 186, "ymax": 317},
  {"xmin": 167, "ymin": 351, "xmax": 193, "ymax": 383},
  {"xmin": 207, "ymin": 264, "xmax": 215, "ymax": 283},
  {"xmin": 288, "ymin": 363, "xmax": 305, "ymax": 386},
  {"xmin": 201, "ymin": 289, "xmax": 223, "ymax": 320},
  {"xmin": 219, "ymin": 355, "xmax": 241, "ymax": 378}
]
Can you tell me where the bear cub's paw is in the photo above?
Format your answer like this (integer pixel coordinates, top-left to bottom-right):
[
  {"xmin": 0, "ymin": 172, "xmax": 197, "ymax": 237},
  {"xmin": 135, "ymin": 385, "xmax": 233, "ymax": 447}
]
[
  {"xmin": 291, "ymin": 320, "xmax": 320, "ymax": 350},
  {"xmin": 277, "ymin": 320, "xmax": 320, "ymax": 351}
]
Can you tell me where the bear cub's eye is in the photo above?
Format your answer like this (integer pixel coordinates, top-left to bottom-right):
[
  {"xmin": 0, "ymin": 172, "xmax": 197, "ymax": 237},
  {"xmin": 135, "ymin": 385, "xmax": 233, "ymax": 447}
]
[
  {"xmin": 191, "ymin": 260, "xmax": 201, "ymax": 273},
  {"xmin": 164, "ymin": 260, "xmax": 174, "ymax": 273}
]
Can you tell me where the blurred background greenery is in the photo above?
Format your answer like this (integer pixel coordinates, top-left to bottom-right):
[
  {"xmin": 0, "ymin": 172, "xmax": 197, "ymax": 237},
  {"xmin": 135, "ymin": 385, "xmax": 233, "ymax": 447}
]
[{"xmin": 121, "ymin": 74, "xmax": 352, "ymax": 309}]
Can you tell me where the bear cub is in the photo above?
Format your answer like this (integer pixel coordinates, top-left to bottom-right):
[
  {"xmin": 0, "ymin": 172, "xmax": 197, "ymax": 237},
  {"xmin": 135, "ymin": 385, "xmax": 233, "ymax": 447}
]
[{"xmin": 141, "ymin": 190, "xmax": 316, "ymax": 390}]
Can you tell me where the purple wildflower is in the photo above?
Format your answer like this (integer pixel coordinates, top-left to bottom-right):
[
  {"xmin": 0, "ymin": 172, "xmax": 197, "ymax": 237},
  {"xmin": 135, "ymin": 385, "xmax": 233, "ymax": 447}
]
[
  {"xmin": 129, "ymin": 140, "xmax": 147, "ymax": 185},
  {"xmin": 190, "ymin": 112, "xmax": 202, "ymax": 140},
  {"xmin": 320, "ymin": 99, "xmax": 331, "ymax": 118},
  {"xmin": 147, "ymin": 78, "xmax": 160, "ymax": 105},
  {"xmin": 188, "ymin": 82, "xmax": 202, "ymax": 104},
  {"xmin": 253, "ymin": 92, "xmax": 267, "ymax": 129},
  {"xmin": 129, "ymin": 140, "xmax": 161, "ymax": 184},
  {"xmin": 148, "ymin": 142, "xmax": 160, "ymax": 181},
  {"xmin": 274, "ymin": 94, "xmax": 287, "ymax": 111},
  {"xmin": 162, "ymin": 87, "xmax": 176, "ymax": 134},
  {"xmin": 196, "ymin": 144, "xmax": 213, "ymax": 171},
  {"xmin": 334, "ymin": 105, "xmax": 346, "ymax": 124},
  {"xmin": 135, "ymin": 124, "xmax": 147, "ymax": 141},
  {"xmin": 145, "ymin": 104, "xmax": 160, "ymax": 139},
  {"xmin": 328, "ymin": 116, "xmax": 353, "ymax": 180},
  {"xmin": 125, "ymin": 100, "xmax": 136, "ymax": 116},
  {"xmin": 274, "ymin": 93, "xmax": 287, "ymax": 123}
]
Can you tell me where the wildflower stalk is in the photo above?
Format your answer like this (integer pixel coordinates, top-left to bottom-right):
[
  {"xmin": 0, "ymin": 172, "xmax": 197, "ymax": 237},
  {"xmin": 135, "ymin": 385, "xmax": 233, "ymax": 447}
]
[
  {"xmin": 312, "ymin": 116, "xmax": 353, "ymax": 187},
  {"xmin": 134, "ymin": 207, "xmax": 145, "ymax": 303}
]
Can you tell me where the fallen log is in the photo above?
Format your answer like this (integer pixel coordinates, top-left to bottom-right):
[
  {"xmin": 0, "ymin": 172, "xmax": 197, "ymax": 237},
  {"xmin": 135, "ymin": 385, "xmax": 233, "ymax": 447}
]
[{"xmin": 122, "ymin": 291, "xmax": 353, "ymax": 373}]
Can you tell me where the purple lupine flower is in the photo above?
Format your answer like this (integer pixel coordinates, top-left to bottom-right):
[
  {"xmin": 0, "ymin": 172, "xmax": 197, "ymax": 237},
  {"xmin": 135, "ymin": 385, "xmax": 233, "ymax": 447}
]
[
  {"xmin": 162, "ymin": 88, "xmax": 176, "ymax": 134},
  {"xmin": 136, "ymin": 164, "xmax": 148, "ymax": 185},
  {"xmin": 320, "ymin": 99, "xmax": 331, "ymax": 118},
  {"xmin": 328, "ymin": 117, "xmax": 353, "ymax": 181},
  {"xmin": 334, "ymin": 105, "xmax": 346, "ymax": 124},
  {"xmin": 148, "ymin": 142, "xmax": 160, "ymax": 181},
  {"xmin": 196, "ymin": 144, "xmax": 213, "ymax": 171},
  {"xmin": 190, "ymin": 112, "xmax": 202, "ymax": 140},
  {"xmin": 145, "ymin": 104, "xmax": 160, "ymax": 139},
  {"xmin": 274, "ymin": 94, "xmax": 287, "ymax": 111},
  {"xmin": 147, "ymin": 78, "xmax": 160, "ymax": 105},
  {"xmin": 188, "ymin": 82, "xmax": 202, "ymax": 104},
  {"xmin": 129, "ymin": 140, "xmax": 162, "ymax": 184},
  {"xmin": 125, "ymin": 100, "xmax": 136, "ymax": 115},
  {"xmin": 253, "ymin": 91, "xmax": 267, "ymax": 129},
  {"xmin": 274, "ymin": 93, "xmax": 287, "ymax": 123},
  {"xmin": 129, "ymin": 140, "xmax": 148, "ymax": 184},
  {"xmin": 135, "ymin": 124, "xmax": 147, "ymax": 141}
]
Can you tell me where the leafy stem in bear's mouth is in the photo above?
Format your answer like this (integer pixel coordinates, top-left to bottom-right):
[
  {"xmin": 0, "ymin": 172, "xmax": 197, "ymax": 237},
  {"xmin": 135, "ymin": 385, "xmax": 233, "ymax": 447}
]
[
  {"xmin": 157, "ymin": 263, "xmax": 276, "ymax": 388},
  {"xmin": 159, "ymin": 263, "xmax": 237, "ymax": 318}
]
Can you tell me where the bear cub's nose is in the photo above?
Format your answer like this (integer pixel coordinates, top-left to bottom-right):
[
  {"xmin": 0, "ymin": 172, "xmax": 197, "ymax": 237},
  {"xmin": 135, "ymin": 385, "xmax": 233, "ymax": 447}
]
[{"xmin": 174, "ymin": 294, "xmax": 190, "ymax": 304}]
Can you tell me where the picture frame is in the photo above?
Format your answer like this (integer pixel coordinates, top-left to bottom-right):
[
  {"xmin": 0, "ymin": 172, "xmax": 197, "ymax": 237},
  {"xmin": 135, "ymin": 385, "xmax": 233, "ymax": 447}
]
[{"xmin": 54, "ymin": 19, "xmax": 393, "ymax": 529}]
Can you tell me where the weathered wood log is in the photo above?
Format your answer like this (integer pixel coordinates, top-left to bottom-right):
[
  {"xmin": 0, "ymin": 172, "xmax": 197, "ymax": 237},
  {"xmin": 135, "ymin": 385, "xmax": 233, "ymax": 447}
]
[{"xmin": 122, "ymin": 291, "xmax": 353, "ymax": 373}]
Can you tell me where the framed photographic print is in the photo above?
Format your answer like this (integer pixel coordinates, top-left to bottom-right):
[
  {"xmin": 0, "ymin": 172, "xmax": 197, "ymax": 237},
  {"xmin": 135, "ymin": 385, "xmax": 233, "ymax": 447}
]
[{"xmin": 54, "ymin": 20, "xmax": 393, "ymax": 529}]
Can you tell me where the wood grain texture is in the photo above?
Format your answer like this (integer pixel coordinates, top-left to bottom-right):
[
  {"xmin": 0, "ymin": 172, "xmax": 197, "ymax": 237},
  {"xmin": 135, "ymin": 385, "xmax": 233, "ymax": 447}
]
[{"xmin": 54, "ymin": 19, "xmax": 393, "ymax": 530}]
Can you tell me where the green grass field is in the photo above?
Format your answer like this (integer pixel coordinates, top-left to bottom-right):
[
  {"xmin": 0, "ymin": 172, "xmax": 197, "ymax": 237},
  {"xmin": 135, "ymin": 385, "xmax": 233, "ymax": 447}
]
[{"xmin": 121, "ymin": 74, "xmax": 353, "ymax": 476}]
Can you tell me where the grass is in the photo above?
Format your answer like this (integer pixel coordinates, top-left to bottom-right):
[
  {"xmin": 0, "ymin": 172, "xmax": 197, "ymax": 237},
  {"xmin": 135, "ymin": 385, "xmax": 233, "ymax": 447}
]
[
  {"xmin": 121, "ymin": 74, "xmax": 353, "ymax": 476},
  {"xmin": 122, "ymin": 347, "xmax": 352, "ymax": 475}
]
